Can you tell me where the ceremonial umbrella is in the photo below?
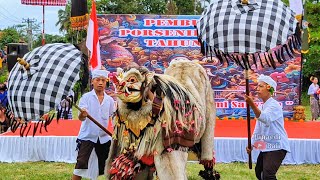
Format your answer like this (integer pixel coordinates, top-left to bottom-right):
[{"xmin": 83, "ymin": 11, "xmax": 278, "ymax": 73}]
[
  {"xmin": 196, "ymin": 0, "xmax": 300, "ymax": 169},
  {"xmin": 6, "ymin": 43, "xmax": 89, "ymax": 136}
]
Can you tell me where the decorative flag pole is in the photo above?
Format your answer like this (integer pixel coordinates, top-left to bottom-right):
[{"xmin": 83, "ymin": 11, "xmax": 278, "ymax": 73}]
[{"xmin": 86, "ymin": 0, "xmax": 101, "ymax": 70}]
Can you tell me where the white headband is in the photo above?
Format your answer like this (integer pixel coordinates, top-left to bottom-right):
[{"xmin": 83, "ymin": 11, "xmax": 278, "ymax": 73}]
[
  {"xmin": 92, "ymin": 69, "xmax": 109, "ymax": 79},
  {"xmin": 257, "ymin": 74, "xmax": 277, "ymax": 91}
]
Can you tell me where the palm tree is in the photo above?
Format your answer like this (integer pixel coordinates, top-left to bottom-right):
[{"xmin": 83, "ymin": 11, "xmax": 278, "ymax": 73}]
[
  {"xmin": 56, "ymin": 3, "xmax": 85, "ymax": 43},
  {"xmin": 55, "ymin": 3, "xmax": 71, "ymax": 33}
]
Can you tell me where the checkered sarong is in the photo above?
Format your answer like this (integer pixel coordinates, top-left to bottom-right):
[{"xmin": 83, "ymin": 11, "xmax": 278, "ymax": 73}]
[
  {"xmin": 196, "ymin": 0, "xmax": 300, "ymax": 69},
  {"xmin": 21, "ymin": 0, "xmax": 67, "ymax": 6},
  {"xmin": 7, "ymin": 43, "xmax": 82, "ymax": 121}
]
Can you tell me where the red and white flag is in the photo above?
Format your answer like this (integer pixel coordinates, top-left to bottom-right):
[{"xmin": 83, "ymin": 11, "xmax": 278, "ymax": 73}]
[{"xmin": 86, "ymin": 0, "xmax": 101, "ymax": 70}]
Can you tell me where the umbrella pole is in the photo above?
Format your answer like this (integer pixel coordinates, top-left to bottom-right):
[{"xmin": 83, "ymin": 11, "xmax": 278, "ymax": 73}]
[
  {"xmin": 72, "ymin": 101, "xmax": 112, "ymax": 136},
  {"xmin": 245, "ymin": 69, "xmax": 253, "ymax": 169},
  {"xmin": 42, "ymin": 5, "xmax": 45, "ymax": 46}
]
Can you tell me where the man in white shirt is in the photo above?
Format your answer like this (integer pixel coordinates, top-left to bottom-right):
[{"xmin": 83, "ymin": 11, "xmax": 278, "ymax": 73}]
[
  {"xmin": 72, "ymin": 69, "xmax": 115, "ymax": 180},
  {"xmin": 245, "ymin": 74, "xmax": 290, "ymax": 180}
]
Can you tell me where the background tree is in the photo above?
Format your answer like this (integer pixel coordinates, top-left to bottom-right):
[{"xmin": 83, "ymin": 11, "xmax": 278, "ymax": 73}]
[
  {"xmin": 288, "ymin": 1, "xmax": 320, "ymax": 90},
  {"xmin": 165, "ymin": 0, "xmax": 178, "ymax": 15},
  {"xmin": 33, "ymin": 34, "xmax": 66, "ymax": 48},
  {"xmin": 0, "ymin": 28, "xmax": 21, "ymax": 49}
]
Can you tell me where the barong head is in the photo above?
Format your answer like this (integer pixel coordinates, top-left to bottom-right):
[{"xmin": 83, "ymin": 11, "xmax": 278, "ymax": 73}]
[
  {"xmin": 92, "ymin": 69, "xmax": 110, "ymax": 79},
  {"xmin": 257, "ymin": 74, "xmax": 276, "ymax": 94}
]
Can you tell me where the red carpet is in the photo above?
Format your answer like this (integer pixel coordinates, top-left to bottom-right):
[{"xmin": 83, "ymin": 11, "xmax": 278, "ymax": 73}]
[{"xmin": 1, "ymin": 120, "xmax": 320, "ymax": 139}]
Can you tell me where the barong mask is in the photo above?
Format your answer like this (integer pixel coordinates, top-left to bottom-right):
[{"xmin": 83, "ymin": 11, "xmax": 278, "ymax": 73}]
[{"xmin": 112, "ymin": 67, "xmax": 154, "ymax": 103}]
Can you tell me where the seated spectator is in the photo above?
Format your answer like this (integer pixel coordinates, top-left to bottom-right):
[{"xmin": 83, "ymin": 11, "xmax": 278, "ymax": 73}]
[
  {"xmin": 0, "ymin": 83, "xmax": 8, "ymax": 107},
  {"xmin": 57, "ymin": 90, "xmax": 74, "ymax": 120}
]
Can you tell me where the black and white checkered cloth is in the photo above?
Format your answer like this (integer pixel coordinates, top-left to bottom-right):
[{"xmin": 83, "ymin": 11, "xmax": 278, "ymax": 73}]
[
  {"xmin": 196, "ymin": 0, "xmax": 300, "ymax": 69},
  {"xmin": 7, "ymin": 43, "xmax": 82, "ymax": 121}
]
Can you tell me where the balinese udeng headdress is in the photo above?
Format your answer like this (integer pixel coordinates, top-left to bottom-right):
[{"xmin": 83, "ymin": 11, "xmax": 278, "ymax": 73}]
[
  {"xmin": 92, "ymin": 69, "xmax": 110, "ymax": 79},
  {"xmin": 257, "ymin": 74, "xmax": 277, "ymax": 92}
]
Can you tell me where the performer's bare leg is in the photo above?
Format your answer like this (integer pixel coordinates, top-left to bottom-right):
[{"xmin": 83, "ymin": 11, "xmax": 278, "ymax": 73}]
[{"xmin": 72, "ymin": 174, "xmax": 81, "ymax": 180}]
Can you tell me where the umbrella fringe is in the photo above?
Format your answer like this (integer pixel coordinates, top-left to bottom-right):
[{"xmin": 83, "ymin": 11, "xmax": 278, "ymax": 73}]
[
  {"xmin": 287, "ymin": 38, "xmax": 298, "ymax": 56},
  {"xmin": 25, "ymin": 124, "xmax": 32, "ymax": 137},
  {"xmin": 44, "ymin": 113, "xmax": 55, "ymax": 132},
  {"xmin": 10, "ymin": 120, "xmax": 19, "ymax": 133},
  {"xmin": 44, "ymin": 121, "xmax": 48, "ymax": 132},
  {"xmin": 292, "ymin": 36, "xmax": 301, "ymax": 55},
  {"xmin": 196, "ymin": 27, "xmax": 205, "ymax": 55},
  {"xmin": 283, "ymin": 44, "xmax": 294, "ymax": 59},
  {"xmin": 201, "ymin": 41, "xmax": 205, "ymax": 57},
  {"xmin": 221, "ymin": 52, "xmax": 230, "ymax": 65},
  {"xmin": 219, "ymin": 50, "xmax": 229, "ymax": 65},
  {"xmin": 57, "ymin": 108, "xmax": 62, "ymax": 122},
  {"xmin": 39, "ymin": 120, "xmax": 44, "ymax": 134},
  {"xmin": 33, "ymin": 121, "xmax": 41, "ymax": 137},
  {"xmin": 267, "ymin": 52, "xmax": 276, "ymax": 69},
  {"xmin": 263, "ymin": 53, "xmax": 272, "ymax": 68},
  {"xmin": 251, "ymin": 54, "xmax": 258, "ymax": 69},
  {"xmin": 206, "ymin": 44, "xmax": 209, "ymax": 58},
  {"xmin": 280, "ymin": 46, "xmax": 287, "ymax": 64},
  {"xmin": 213, "ymin": 48, "xmax": 223, "ymax": 64},
  {"xmin": 274, "ymin": 49, "xmax": 283, "ymax": 64},
  {"xmin": 290, "ymin": 37, "xmax": 300, "ymax": 55},
  {"xmin": 256, "ymin": 53, "xmax": 264, "ymax": 68},
  {"xmin": 279, "ymin": 46, "xmax": 285, "ymax": 63},
  {"xmin": 296, "ymin": 35, "xmax": 301, "ymax": 47},
  {"xmin": 291, "ymin": 36, "xmax": 298, "ymax": 50},
  {"xmin": 20, "ymin": 123, "xmax": 28, "ymax": 137},
  {"xmin": 227, "ymin": 54, "xmax": 237, "ymax": 66},
  {"xmin": 233, "ymin": 55, "xmax": 245, "ymax": 69},
  {"xmin": 209, "ymin": 46, "xmax": 213, "ymax": 62},
  {"xmin": 230, "ymin": 54, "xmax": 238, "ymax": 65}
]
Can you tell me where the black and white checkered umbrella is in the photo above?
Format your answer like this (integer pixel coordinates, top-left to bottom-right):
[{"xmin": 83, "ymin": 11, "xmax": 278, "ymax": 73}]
[
  {"xmin": 196, "ymin": 0, "xmax": 301, "ymax": 170},
  {"xmin": 196, "ymin": 0, "xmax": 301, "ymax": 69},
  {"xmin": 6, "ymin": 43, "xmax": 88, "ymax": 135}
]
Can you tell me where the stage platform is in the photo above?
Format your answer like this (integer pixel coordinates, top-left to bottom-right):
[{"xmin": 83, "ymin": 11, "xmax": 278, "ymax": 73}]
[{"xmin": 1, "ymin": 120, "xmax": 319, "ymax": 164}]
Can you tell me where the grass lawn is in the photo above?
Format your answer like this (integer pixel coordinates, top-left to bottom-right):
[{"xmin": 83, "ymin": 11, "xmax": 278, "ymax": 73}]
[{"xmin": 0, "ymin": 162, "xmax": 319, "ymax": 180}]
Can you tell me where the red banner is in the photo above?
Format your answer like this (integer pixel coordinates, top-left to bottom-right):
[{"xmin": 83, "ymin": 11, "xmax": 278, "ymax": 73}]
[{"xmin": 21, "ymin": 0, "xmax": 67, "ymax": 6}]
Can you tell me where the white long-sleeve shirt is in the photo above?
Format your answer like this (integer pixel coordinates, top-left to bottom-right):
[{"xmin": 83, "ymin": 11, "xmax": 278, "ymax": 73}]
[
  {"xmin": 252, "ymin": 97, "xmax": 290, "ymax": 152},
  {"xmin": 77, "ymin": 90, "xmax": 115, "ymax": 144},
  {"xmin": 307, "ymin": 83, "xmax": 319, "ymax": 95}
]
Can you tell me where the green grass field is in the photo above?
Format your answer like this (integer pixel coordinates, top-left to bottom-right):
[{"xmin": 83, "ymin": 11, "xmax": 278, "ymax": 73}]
[{"xmin": 0, "ymin": 162, "xmax": 319, "ymax": 180}]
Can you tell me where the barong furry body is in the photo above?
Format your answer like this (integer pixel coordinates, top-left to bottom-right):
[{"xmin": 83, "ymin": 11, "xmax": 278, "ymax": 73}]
[{"xmin": 105, "ymin": 60, "xmax": 216, "ymax": 179}]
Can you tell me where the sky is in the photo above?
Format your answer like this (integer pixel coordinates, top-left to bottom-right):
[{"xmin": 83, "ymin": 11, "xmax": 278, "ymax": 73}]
[{"xmin": 0, "ymin": 0, "xmax": 64, "ymax": 35}]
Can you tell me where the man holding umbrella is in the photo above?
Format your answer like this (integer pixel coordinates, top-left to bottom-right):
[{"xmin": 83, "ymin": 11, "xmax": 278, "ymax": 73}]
[
  {"xmin": 245, "ymin": 74, "xmax": 290, "ymax": 180},
  {"xmin": 72, "ymin": 69, "xmax": 115, "ymax": 180}
]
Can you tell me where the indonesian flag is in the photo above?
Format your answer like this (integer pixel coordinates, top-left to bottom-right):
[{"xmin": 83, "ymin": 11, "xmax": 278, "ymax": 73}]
[{"xmin": 86, "ymin": 0, "xmax": 101, "ymax": 70}]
